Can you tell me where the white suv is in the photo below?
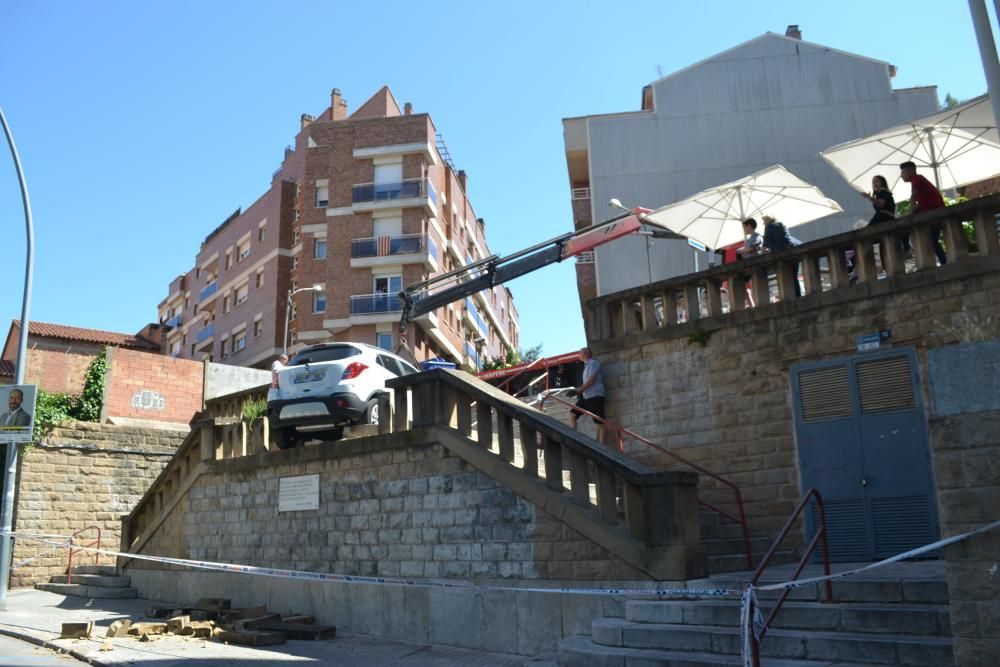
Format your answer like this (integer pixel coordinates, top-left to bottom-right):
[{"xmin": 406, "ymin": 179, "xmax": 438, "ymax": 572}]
[{"xmin": 267, "ymin": 343, "xmax": 420, "ymax": 449}]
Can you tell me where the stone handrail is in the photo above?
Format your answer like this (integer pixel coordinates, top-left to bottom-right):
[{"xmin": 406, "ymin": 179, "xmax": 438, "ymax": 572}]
[
  {"xmin": 587, "ymin": 193, "xmax": 1000, "ymax": 344},
  {"xmin": 120, "ymin": 384, "xmax": 271, "ymax": 560},
  {"xmin": 382, "ymin": 369, "xmax": 704, "ymax": 578}
]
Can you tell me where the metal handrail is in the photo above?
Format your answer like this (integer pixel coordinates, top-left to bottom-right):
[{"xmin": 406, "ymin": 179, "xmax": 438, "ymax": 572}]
[
  {"xmin": 540, "ymin": 391, "xmax": 754, "ymax": 569},
  {"xmin": 538, "ymin": 391, "xmax": 626, "ymax": 452},
  {"xmin": 66, "ymin": 525, "xmax": 101, "ymax": 584},
  {"xmin": 749, "ymin": 488, "xmax": 833, "ymax": 667}
]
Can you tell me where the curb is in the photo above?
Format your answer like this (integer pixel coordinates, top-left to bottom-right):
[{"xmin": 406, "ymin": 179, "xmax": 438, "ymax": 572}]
[{"xmin": 0, "ymin": 624, "xmax": 110, "ymax": 666}]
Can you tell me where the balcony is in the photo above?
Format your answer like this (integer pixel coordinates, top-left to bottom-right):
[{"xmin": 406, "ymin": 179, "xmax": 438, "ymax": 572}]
[
  {"xmin": 164, "ymin": 314, "xmax": 183, "ymax": 329},
  {"xmin": 350, "ymin": 293, "xmax": 404, "ymax": 317},
  {"xmin": 463, "ymin": 298, "xmax": 488, "ymax": 336},
  {"xmin": 195, "ymin": 324, "xmax": 214, "ymax": 345},
  {"xmin": 350, "ymin": 233, "xmax": 438, "ymax": 269},
  {"xmin": 351, "ymin": 178, "xmax": 437, "ymax": 215},
  {"xmin": 464, "ymin": 340, "xmax": 480, "ymax": 369},
  {"xmin": 199, "ymin": 281, "xmax": 218, "ymax": 301}
]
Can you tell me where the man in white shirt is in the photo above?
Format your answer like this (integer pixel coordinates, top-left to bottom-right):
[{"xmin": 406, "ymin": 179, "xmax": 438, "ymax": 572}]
[
  {"xmin": 570, "ymin": 347, "xmax": 606, "ymax": 443},
  {"xmin": 268, "ymin": 354, "xmax": 288, "ymax": 402}
]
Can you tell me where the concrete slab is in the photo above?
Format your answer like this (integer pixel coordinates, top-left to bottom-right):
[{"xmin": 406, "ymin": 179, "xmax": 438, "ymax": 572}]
[{"xmin": 0, "ymin": 588, "xmax": 525, "ymax": 666}]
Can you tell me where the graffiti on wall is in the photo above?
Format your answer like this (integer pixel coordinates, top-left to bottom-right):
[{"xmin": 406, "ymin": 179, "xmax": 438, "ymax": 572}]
[{"xmin": 131, "ymin": 390, "xmax": 166, "ymax": 410}]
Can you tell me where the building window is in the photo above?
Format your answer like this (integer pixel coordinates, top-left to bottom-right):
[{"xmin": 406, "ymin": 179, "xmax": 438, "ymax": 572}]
[
  {"xmin": 292, "ymin": 257, "xmax": 299, "ymax": 270},
  {"xmin": 314, "ymin": 239, "xmax": 327, "ymax": 259},
  {"xmin": 293, "ymin": 229, "xmax": 300, "ymax": 245},
  {"xmin": 376, "ymin": 332, "xmax": 393, "ymax": 351},
  {"xmin": 195, "ymin": 267, "xmax": 200, "ymax": 278},
  {"xmin": 316, "ymin": 184, "xmax": 329, "ymax": 207},
  {"xmin": 236, "ymin": 284, "xmax": 248, "ymax": 306},
  {"xmin": 258, "ymin": 223, "xmax": 266, "ymax": 242},
  {"xmin": 234, "ymin": 332, "xmax": 246, "ymax": 352},
  {"xmin": 313, "ymin": 291, "xmax": 326, "ymax": 314},
  {"xmin": 256, "ymin": 270, "xmax": 264, "ymax": 288},
  {"xmin": 289, "ymin": 303, "xmax": 297, "ymax": 320},
  {"xmin": 237, "ymin": 240, "xmax": 250, "ymax": 262},
  {"xmin": 220, "ymin": 339, "xmax": 229, "ymax": 359},
  {"xmin": 225, "ymin": 250, "xmax": 233, "ymax": 270},
  {"xmin": 254, "ymin": 320, "xmax": 262, "ymax": 337},
  {"xmin": 294, "ymin": 208, "xmax": 300, "ymax": 222},
  {"xmin": 223, "ymin": 295, "xmax": 230, "ymax": 313}
]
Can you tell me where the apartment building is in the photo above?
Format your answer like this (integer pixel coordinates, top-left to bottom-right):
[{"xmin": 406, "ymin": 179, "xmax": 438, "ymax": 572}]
[{"xmin": 159, "ymin": 86, "xmax": 519, "ymax": 369}]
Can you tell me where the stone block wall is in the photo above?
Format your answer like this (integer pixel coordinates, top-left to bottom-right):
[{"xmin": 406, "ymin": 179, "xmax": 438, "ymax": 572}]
[
  {"xmin": 103, "ymin": 348, "xmax": 204, "ymax": 425},
  {"xmin": 133, "ymin": 429, "xmax": 649, "ymax": 582},
  {"xmin": 593, "ymin": 262, "xmax": 1000, "ymax": 548},
  {"xmin": 11, "ymin": 422, "xmax": 185, "ymax": 587},
  {"xmin": 926, "ymin": 341, "xmax": 1000, "ymax": 666}
]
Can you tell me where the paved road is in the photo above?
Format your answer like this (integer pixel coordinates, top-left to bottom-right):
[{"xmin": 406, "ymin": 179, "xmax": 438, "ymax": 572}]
[{"xmin": 0, "ymin": 633, "xmax": 86, "ymax": 665}]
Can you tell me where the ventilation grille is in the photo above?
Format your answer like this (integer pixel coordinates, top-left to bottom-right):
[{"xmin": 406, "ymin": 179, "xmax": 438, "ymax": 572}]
[
  {"xmin": 872, "ymin": 495, "xmax": 934, "ymax": 557},
  {"xmin": 857, "ymin": 356, "xmax": 915, "ymax": 414},
  {"xmin": 799, "ymin": 366, "xmax": 852, "ymax": 422},
  {"xmin": 812, "ymin": 499, "xmax": 869, "ymax": 562}
]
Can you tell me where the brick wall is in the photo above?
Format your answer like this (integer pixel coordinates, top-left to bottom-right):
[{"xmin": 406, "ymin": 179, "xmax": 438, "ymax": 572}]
[
  {"xmin": 134, "ymin": 431, "xmax": 649, "ymax": 581},
  {"xmin": 11, "ymin": 422, "xmax": 185, "ymax": 587},
  {"xmin": 103, "ymin": 348, "xmax": 204, "ymax": 425},
  {"xmin": 10, "ymin": 341, "xmax": 104, "ymax": 395},
  {"xmin": 593, "ymin": 262, "xmax": 1000, "ymax": 554},
  {"xmin": 926, "ymin": 340, "xmax": 1000, "ymax": 666}
]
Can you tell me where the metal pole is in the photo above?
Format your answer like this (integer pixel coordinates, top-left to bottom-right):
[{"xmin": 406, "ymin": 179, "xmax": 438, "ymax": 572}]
[
  {"xmin": 970, "ymin": 0, "xmax": 1000, "ymax": 134},
  {"xmin": 283, "ymin": 290, "xmax": 292, "ymax": 354},
  {"xmin": 0, "ymin": 104, "xmax": 35, "ymax": 610}
]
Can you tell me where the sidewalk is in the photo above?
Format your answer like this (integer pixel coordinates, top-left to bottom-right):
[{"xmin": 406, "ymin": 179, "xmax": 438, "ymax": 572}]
[{"xmin": 0, "ymin": 589, "xmax": 542, "ymax": 666}]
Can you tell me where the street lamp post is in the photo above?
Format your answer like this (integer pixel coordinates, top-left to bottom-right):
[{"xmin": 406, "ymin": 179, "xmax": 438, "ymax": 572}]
[{"xmin": 283, "ymin": 284, "xmax": 325, "ymax": 354}]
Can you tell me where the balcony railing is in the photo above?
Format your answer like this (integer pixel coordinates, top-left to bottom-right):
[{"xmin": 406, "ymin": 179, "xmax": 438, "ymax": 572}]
[
  {"xmin": 164, "ymin": 314, "xmax": 183, "ymax": 329},
  {"xmin": 199, "ymin": 281, "xmax": 218, "ymax": 301},
  {"xmin": 352, "ymin": 178, "xmax": 437, "ymax": 206},
  {"xmin": 464, "ymin": 298, "xmax": 488, "ymax": 335},
  {"xmin": 350, "ymin": 293, "xmax": 404, "ymax": 316},
  {"xmin": 351, "ymin": 233, "xmax": 428, "ymax": 259},
  {"xmin": 586, "ymin": 194, "xmax": 1000, "ymax": 344},
  {"xmin": 195, "ymin": 324, "xmax": 214, "ymax": 344},
  {"xmin": 463, "ymin": 340, "xmax": 480, "ymax": 369}
]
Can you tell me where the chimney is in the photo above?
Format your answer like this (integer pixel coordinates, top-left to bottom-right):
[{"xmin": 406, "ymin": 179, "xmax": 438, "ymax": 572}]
[
  {"xmin": 785, "ymin": 24, "xmax": 801, "ymax": 40},
  {"xmin": 331, "ymin": 88, "xmax": 349, "ymax": 120},
  {"xmin": 457, "ymin": 170, "xmax": 467, "ymax": 191},
  {"xmin": 404, "ymin": 102, "xmax": 413, "ymax": 116},
  {"xmin": 300, "ymin": 113, "xmax": 314, "ymax": 130}
]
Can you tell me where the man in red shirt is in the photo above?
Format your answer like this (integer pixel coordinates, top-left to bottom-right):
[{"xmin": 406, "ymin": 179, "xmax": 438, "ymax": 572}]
[{"xmin": 900, "ymin": 161, "xmax": 947, "ymax": 264}]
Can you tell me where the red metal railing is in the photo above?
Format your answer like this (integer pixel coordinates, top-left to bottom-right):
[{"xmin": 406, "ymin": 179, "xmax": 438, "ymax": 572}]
[
  {"xmin": 482, "ymin": 351, "xmax": 582, "ymax": 396},
  {"xmin": 539, "ymin": 391, "xmax": 753, "ymax": 569},
  {"xmin": 749, "ymin": 488, "xmax": 833, "ymax": 666},
  {"xmin": 66, "ymin": 525, "xmax": 101, "ymax": 584}
]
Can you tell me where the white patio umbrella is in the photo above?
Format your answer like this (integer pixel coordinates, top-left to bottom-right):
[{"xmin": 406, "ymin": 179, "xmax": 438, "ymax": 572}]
[
  {"xmin": 640, "ymin": 165, "xmax": 843, "ymax": 250},
  {"xmin": 820, "ymin": 94, "xmax": 1000, "ymax": 200}
]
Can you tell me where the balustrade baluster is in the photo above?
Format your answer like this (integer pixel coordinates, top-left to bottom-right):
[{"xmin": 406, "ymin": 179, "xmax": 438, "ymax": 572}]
[
  {"xmin": 942, "ymin": 218, "xmax": 969, "ymax": 263},
  {"xmin": 974, "ymin": 210, "xmax": 1000, "ymax": 255},
  {"xmin": 641, "ymin": 294, "xmax": 658, "ymax": 331},
  {"xmin": 476, "ymin": 401, "xmax": 493, "ymax": 449},
  {"xmin": 825, "ymin": 247, "xmax": 850, "ymax": 288},
  {"xmin": 853, "ymin": 240, "xmax": 878, "ymax": 283},
  {"xmin": 497, "ymin": 413, "xmax": 515, "ymax": 463},
  {"xmin": 750, "ymin": 266, "xmax": 770, "ymax": 306},
  {"xmin": 775, "ymin": 261, "xmax": 799, "ymax": 300},
  {"xmin": 704, "ymin": 279, "xmax": 723, "ymax": 317},
  {"xmin": 597, "ymin": 466, "xmax": 618, "ymax": 522},
  {"xmin": 456, "ymin": 393, "xmax": 472, "ymax": 436},
  {"xmin": 880, "ymin": 234, "xmax": 905, "ymax": 277},
  {"xmin": 726, "ymin": 274, "xmax": 745, "ymax": 311},
  {"xmin": 801, "ymin": 254, "xmax": 822, "ymax": 294},
  {"xmin": 569, "ymin": 450, "xmax": 590, "ymax": 505},
  {"xmin": 911, "ymin": 226, "xmax": 937, "ymax": 270},
  {"xmin": 661, "ymin": 291, "xmax": 678, "ymax": 325},
  {"xmin": 621, "ymin": 299, "xmax": 638, "ymax": 335},
  {"xmin": 622, "ymin": 481, "xmax": 645, "ymax": 541},
  {"xmin": 543, "ymin": 437, "xmax": 563, "ymax": 491},
  {"xmin": 520, "ymin": 425, "xmax": 538, "ymax": 477},
  {"xmin": 684, "ymin": 284, "xmax": 701, "ymax": 321}
]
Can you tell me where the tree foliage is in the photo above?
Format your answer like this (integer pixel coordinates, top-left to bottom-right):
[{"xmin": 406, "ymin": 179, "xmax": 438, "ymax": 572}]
[{"xmin": 478, "ymin": 343, "xmax": 543, "ymax": 371}]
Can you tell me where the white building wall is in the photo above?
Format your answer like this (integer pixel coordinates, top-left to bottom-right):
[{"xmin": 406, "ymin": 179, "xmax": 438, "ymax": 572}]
[{"xmin": 587, "ymin": 34, "xmax": 939, "ymax": 296}]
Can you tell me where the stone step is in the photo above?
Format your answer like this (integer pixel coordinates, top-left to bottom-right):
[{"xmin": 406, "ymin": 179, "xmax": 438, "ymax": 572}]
[
  {"xmin": 700, "ymin": 577, "xmax": 949, "ymax": 605},
  {"xmin": 625, "ymin": 600, "xmax": 950, "ymax": 636},
  {"xmin": 48, "ymin": 574, "xmax": 131, "ymax": 588},
  {"xmin": 69, "ymin": 565, "xmax": 119, "ymax": 576},
  {"xmin": 707, "ymin": 550, "xmax": 798, "ymax": 574},
  {"xmin": 559, "ymin": 635, "xmax": 878, "ymax": 667},
  {"xmin": 590, "ymin": 619, "xmax": 952, "ymax": 665},
  {"xmin": 35, "ymin": 583, "xmax": 138, "ymax": 599}
]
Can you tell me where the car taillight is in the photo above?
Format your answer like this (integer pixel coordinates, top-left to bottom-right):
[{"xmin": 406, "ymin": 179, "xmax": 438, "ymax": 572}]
[{"xmin": 340, "ymin": 362, "xmax": 368, "ymax": 381}]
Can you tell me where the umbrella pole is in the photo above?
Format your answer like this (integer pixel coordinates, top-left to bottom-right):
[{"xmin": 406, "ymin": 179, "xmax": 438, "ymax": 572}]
[
  {"xmin": 927, "ymin": 128, "xmax": 941, "ymax": 190},
  {"xmin": 968, "ymin": 0, "xmax": 1000, "ymax": 136}
]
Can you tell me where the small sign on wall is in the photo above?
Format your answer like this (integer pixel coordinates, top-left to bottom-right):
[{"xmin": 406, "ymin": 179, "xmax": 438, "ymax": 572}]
[{"xmin": 278, "ymin": 474, "xmax": 320, "ymax": 512}]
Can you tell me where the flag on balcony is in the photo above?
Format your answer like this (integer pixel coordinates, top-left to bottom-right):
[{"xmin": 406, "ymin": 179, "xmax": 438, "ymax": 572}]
[{"xmin": 377, "ymin": 236, "xmax": 391, "ymax": 256}]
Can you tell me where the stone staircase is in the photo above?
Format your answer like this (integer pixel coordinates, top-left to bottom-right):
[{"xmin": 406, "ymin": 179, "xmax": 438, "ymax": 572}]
[
  {"xmin": 36, "ymin": 565, "xmax": 139, "ymax": 599},
  {"xmin": 559, "ymin": 565, "xmax": 953, "ymax": 666}
]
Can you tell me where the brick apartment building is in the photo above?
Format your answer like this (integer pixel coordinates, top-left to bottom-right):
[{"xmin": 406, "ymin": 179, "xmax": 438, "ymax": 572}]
[{"xmin": 159, "ymin": 86, "xmax": 519, "ymax": 370}]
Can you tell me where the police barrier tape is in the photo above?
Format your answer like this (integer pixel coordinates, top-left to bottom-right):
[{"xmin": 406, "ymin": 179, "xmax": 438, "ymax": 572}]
[
  {"xmin": 739, "ymin": 518, "xmax": 1000, "ymax": 667},
  {"xmin": 6, "ymin": 531, "xmax": 740, "ymax": 599}
]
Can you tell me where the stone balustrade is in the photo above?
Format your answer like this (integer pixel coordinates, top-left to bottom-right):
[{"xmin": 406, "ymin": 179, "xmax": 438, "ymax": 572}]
[
  {"xmin": 383, "ymin": 369, "xmax": 705, "ymax": 577},
  {"xmin": 587, "ymin": 193, "xmax": 1000, "ymax": 344},
  {"xmin": 121, "ymin": 384, "xmax": 270, "ymax": 557}
]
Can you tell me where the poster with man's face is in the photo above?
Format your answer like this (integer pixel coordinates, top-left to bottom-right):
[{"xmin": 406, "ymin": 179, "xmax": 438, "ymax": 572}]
[{"xmin": 0, "ymin": 385, "xmax": 37, "ymax": 443}]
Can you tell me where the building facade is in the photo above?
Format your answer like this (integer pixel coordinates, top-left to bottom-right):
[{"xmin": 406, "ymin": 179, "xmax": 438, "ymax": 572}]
[
  {"xmin": 562, "ymin": 26, "xmax": 940, "ymax": 307},
  {"xmin": 160, "ymin": 86, "xmax": 519, "ymax": 369}
]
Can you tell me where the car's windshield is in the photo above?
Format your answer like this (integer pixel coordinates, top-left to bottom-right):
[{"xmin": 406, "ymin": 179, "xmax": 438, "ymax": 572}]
[{"xmin": 289, "ymin": 345, "xmax": 360, "ymax": 366}]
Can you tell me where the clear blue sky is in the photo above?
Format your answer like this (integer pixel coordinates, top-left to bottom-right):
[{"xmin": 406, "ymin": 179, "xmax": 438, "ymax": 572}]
[{"xmin": 1, "ymin": 1, "xmax": 995, "ymax": 358}]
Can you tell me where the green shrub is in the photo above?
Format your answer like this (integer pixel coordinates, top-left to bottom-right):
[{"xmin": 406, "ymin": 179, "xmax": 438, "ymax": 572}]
[
  {"xmin": 241, "ymin": 397, "xmax": 268, "ymax": 427},
  {"xmin": 29, "ymin": 390, "xmax": 78, "ymax": 451},
  {"xmin": 75, "ymin": 349, "xmax": 106, "ymax": 422}
]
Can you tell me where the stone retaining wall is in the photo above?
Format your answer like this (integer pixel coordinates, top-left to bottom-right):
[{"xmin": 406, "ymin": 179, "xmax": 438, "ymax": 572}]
[{"xmin": 11, "ymin": 422, "xmax": 185, "ymax": 587}]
